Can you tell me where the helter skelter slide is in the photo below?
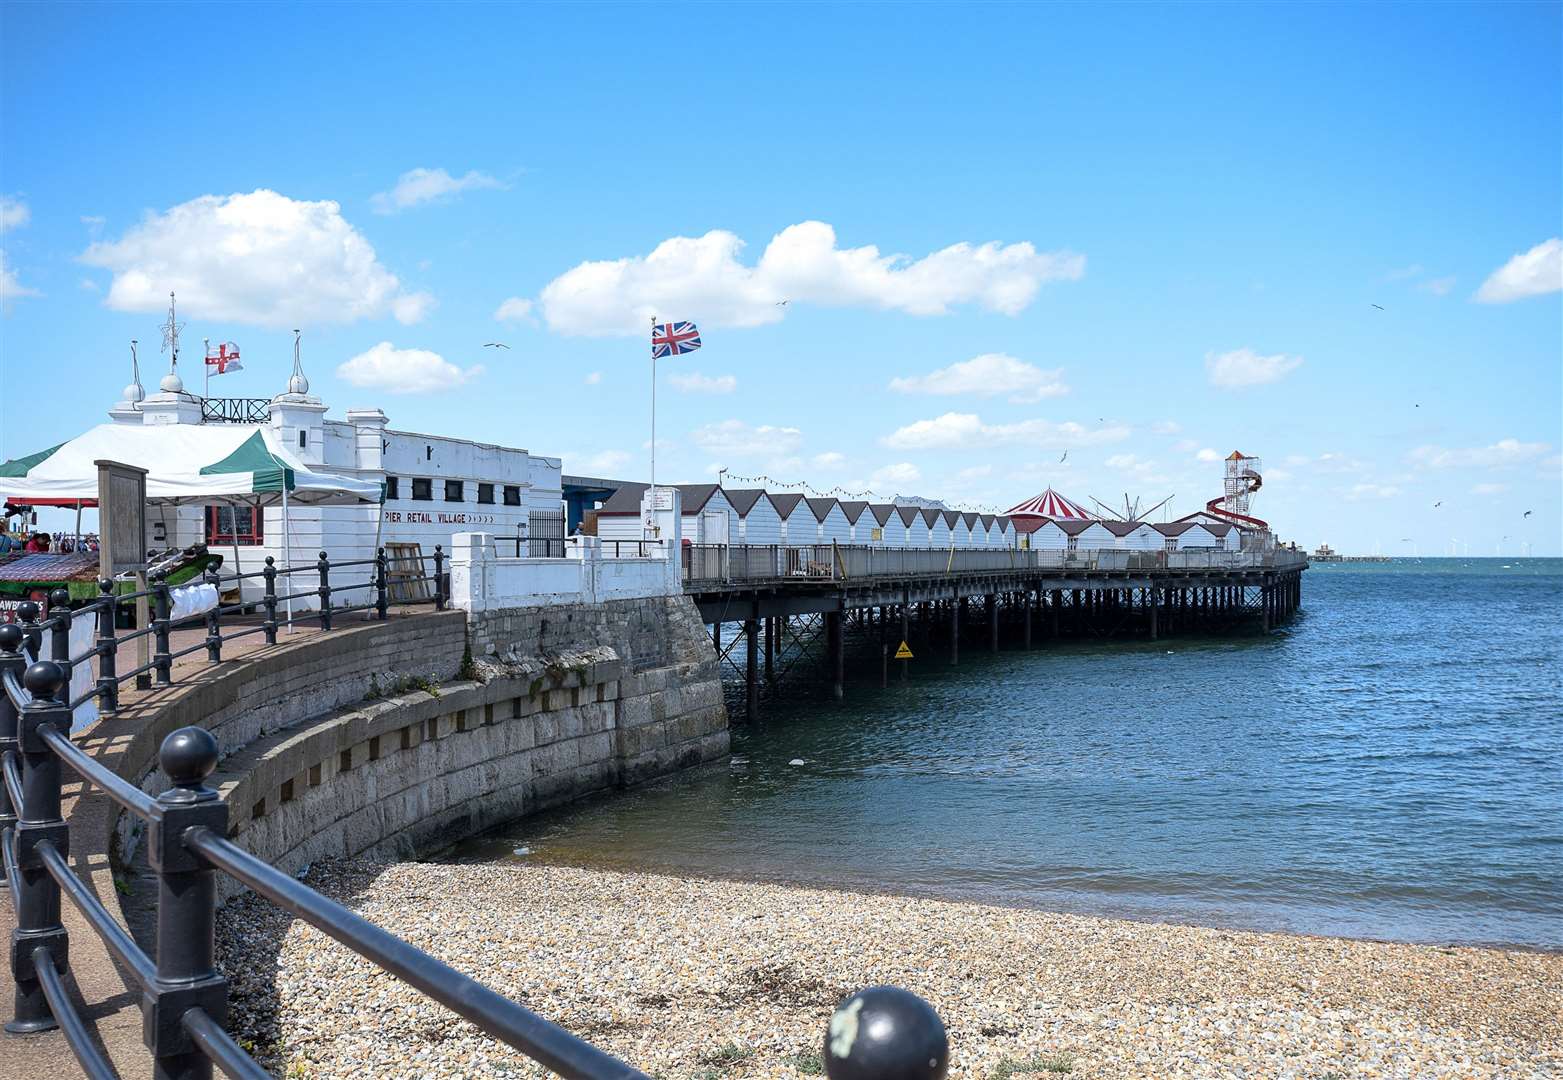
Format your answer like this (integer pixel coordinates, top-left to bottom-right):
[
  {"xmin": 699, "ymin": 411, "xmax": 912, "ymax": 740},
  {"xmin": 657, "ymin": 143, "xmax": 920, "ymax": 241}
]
[{"xmin": 1204, "ymin": 451, "xmax": 1268, "ymax": 529}]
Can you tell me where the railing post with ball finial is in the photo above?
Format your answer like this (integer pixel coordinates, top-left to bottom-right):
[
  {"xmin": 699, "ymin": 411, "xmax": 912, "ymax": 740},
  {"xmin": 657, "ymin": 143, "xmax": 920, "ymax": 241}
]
[
  {"xmin": 5, "ymin": 658, "xmax": 72, "ymax": 1035},
  {"xmin": 152, "ymin": 572, "xmax": 173, "ymax": 684},
  {"xmin": 317, "ymin": 551, "xmax": 333, "ymax": 632},
  {"xmin": 203, "ymin": 565, "xmax": 223, "ymax": 663},
  {"xmin": 145, "ymin": 726, "xmax": 229, "ymax": 1080},
  {"xmin": 822, "ymin": 986, "xmax": 949, "ymax": 1080},
  {"xmin": 96, "ymin": 579, "xmax": 119, "ymax": 713},
  {"xmin": 16, "ymin": 599, "xmax": 42, "ymax": 660},
  {"xmin": 46, "ymin": 589, "xmax": 71, "ymax": 678},
  {"xmin": 261, "ymin": 557, "xmax": 279, "ymax": 645}
]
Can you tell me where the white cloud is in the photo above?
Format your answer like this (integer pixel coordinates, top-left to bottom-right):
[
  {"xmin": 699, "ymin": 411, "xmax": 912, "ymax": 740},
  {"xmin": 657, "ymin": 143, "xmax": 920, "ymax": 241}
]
[
  {"xmin": 79, "ymin": 277, "xmax": 99, "ymax": 292},
  {"xmin": 1194, "ymin": 447, "xmax": 1222, "ymax": 463},
  {"xmin": 1172, "ymin": 438, "xmax": 1200, "ymax": 453},
  {"xmin": 570, "ymin": 450, "xmax": 632, "ymax": 475},
  {"xmin": 956, "ymin": 464, "xmax": 993, "ymax": 481},
  {"xmin": 80, "ymin": 189, "xmax": 432, "ymax": 327},
  {"xmin": 1284, "ymin": 454, "xmax": 1311, "ymax": 467},
  {"xmin": 537, "ymin": 220, "xmax": 1084, "ymax": 335},
  {"xmin": 1470, "ymin": 482, "xmax": 1509, "ymax": 496},
  {"xmin": 584, "ymin": 371, "xmax": 602, "ymax": 385},
  {"xmin": 870, "ymin": 462, "xmax": 921, "ymax": 489},
  {"xmin": 668, "ymin": 372, "xmax": 737, "ymax": 394},
  {"xmin": 493, "ymin": 297, "xmax": 535, "ymax": 323},
  {"xmin": 1418, "ymin": 276, "xmax": 1456, "ymax": 296},
  {"xmin": 1205, "ymin": 347, "xmax": 1304, "ymax": 388},
  {"xmin": 889, "ymin": 353, "xmax": 1069, "ymax": 404},
  {"xmin": 1151, "ymin": 420, "xmax": 1183, "ymax": 435},
  {"xmin": 80, "ymin": 215, "xmax": 105, "ymax": 237},
  {"xmin": 1475, "ymin": 238, "xmax": 1562, "ymax": 304},
  {"xmin": 1409, "ymin": 438, "xmax": 1551, "ymax": 469},
  {"xmin": 882, "ymin": 412, "xmax": 1130, "ymax": 451},
  {"xmin": 1344, "ymin": 483, "xmax": 1402, "ymax": 501},
  {"xmin": 0, "ymin": 195, "xmax": 29, "ymax": 232},
  {"xmin": 1384, "ymin": 264, "xmax": 1424, "ymax": 282},
  {"xmin": 369, "ymin": 167, "xmax": 505, "ymax": 214},
  {"xmin": 336, "ymin": 342, "xmax": 483, "ymax": 394},
  {"xmin": 691, "ymin": 419, "xmax": 803, "ymax": 457},
  {"xmin": 812, "ymin": 451, "xmax": 846, "ymax": 468},
  {"xmin": 0, "ymin": 250, "xmax": 42, "ymax": 308}
]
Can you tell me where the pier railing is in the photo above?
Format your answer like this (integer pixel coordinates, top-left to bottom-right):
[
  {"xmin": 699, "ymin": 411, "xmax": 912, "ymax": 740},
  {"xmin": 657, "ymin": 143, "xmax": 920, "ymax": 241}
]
[
  {"xmin": 682, "ymin": 542, "xmax": 1307, "ymax": 586},
  {"xmin": 1, "ymin": 547, "xmax": 450, "ymax": 718},
  {"xmin": 0, "ymin": 639, "xmax": 949, "ymax": 1079}
]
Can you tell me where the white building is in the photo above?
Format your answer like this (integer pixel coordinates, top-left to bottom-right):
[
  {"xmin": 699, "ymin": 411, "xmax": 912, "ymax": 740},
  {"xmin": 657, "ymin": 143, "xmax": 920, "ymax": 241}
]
[
  {"xmin": 595, "ymin": 484, "xmax": 734, "ymax": 544},
  {"xmin": 726, "ymin": 489, "xmax": 782, "ymax": 544},
  {"xmin": 92, "ymin": 357, "xmax": 561, "ymax": 585},
  {"xmin": 770, "ymin": 493, "xmax": 807, "ymax": 544},
  {"xmin": 804, "ymin": 498, "xmax": 853, "ymax": 544}
]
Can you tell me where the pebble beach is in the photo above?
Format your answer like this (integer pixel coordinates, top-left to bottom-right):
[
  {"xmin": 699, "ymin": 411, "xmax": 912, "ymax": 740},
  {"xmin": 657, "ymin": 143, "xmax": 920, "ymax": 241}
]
[{"xmin": 216, "ymin": 860, "xmax": 1562, "ymax": 1080}]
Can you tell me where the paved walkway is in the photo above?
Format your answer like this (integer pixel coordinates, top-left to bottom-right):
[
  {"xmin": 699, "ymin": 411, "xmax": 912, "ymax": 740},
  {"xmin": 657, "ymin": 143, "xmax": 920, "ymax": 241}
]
[{"xmin": 1, "ymin": 606, "xmax": 439, "ymax": 1075}]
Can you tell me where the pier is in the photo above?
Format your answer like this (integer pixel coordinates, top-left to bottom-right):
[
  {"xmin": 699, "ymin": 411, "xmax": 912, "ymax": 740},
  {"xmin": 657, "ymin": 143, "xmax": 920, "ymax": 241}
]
[{"xmin": 682, "ymin": 544, "xmax": 1308, "ymax": 719}]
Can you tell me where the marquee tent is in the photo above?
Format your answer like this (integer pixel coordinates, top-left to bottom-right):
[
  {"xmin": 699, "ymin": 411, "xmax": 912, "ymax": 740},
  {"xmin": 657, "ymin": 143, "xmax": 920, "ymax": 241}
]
[
  {"xmin": 0, "ymin": 424, "xmax": 381, "ymax": 505},
  {"xmin": 1005, "ymin": 487, "xmax": 1094, "ymax": 520}
]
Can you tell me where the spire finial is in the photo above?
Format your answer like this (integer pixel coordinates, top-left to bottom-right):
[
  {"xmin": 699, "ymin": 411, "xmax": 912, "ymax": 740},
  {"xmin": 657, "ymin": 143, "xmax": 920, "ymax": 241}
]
[
  {"xmin": 123, "ymin": 339, "xmax": 145, "ymax": 403},
  {"xmin": 287, "ymin": 328, "xmax": 309, "ymax": 395},
  {"xmin": 158, "ymin": 292, "xmax": 185, "ymax": 393}
]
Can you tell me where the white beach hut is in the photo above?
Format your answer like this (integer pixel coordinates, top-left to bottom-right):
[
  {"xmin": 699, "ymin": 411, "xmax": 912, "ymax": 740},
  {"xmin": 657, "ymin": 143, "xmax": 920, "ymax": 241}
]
[
  {"xmin": 805, "ymin": 498, "xmax": 853, "ymax": 544},
  {"xmin": 725, "ymin": 488, "xmax": 782, "ymax": 544}
]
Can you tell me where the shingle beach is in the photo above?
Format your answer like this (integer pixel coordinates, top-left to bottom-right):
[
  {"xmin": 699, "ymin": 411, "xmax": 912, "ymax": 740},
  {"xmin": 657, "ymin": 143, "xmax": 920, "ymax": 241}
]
[{"xmin": 216, "ymin": 861, "xmax": 1561, "ymax": 1080}]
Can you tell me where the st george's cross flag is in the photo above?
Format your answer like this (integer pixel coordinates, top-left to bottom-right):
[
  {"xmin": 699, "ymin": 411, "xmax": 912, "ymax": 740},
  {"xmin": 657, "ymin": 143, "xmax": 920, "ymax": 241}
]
[
  {"xmin": 205, "ymin": 341, "xmax": 243, "ymax": 375},
  {"xmin": 651, "ymin": 321, "xmax": 701, "ymax": 359}
]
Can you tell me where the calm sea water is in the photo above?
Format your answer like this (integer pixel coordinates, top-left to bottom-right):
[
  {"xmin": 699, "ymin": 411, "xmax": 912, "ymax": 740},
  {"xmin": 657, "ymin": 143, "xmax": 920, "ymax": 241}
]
[{"xmin": 456, "ymin": 559, "xmax": 1563, "ymax": 949}]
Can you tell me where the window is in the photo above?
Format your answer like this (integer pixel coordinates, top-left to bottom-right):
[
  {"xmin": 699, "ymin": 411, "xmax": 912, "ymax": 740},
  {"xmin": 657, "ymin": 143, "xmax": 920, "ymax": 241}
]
[
  {"xmin": 385, "ymin": 477, "xmax": 399, "ymax": 500},
  {"xmin": 298, "ymin": 430, "xmax": 307, "ymax": 449},
  {"xmin": 411, "ymin": 478, "xmax": 432, "ymax": 501},
  {"xmin": 477, "ymin": 482, "xmax": 495, "ymax": 505},
  {"xmin": 207, "ymin": 506, "xmax": 263, "ymax": 546},
  {"xmin": 502, "ymin": 485, "xmax": 522, "ymax": 506},
  {"xmin": 444, "ymin": 480, "xmax": 464, "ymax": 502}
]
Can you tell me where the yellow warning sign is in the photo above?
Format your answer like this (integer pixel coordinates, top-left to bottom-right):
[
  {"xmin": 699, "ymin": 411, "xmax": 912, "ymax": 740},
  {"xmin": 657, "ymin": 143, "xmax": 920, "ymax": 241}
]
[{"xmin": 894, "ymin": 641, "xmax": 914, "ymax": 660}]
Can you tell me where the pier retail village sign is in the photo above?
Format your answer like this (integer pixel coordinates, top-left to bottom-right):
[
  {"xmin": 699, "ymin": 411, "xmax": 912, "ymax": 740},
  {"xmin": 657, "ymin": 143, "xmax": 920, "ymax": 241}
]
[{"xmin": 384, "ymin": 511, "xmax": 499, "ymax": 526}]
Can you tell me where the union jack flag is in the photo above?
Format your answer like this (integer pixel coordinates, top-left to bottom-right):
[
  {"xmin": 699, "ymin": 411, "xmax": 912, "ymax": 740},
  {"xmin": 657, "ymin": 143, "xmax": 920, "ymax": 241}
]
[{"xmin": 651, "ymin": 321, "xmax": 701, "ymax": 359}]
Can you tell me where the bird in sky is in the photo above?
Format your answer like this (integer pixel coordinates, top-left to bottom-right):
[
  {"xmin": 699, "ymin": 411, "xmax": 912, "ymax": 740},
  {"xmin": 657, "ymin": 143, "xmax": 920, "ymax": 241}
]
[
  {"xmin": 775, "ymin": 299, "xmax": 790, "ymax": 307},
  {"xmin": 1059, "ymin": 451, "xmax": 1068, "ymax": 464},
  {"xmin": 1371, "ymin": 303, "xmax": 1385, "ymax": 310},
  {"xmin": 1524, "ymin": 510, "xmax": 1533, "ymax": 517},
  {"xmin": 483, "ymin": 342, "xmax": 510, "ymax": 349},
  {"xmin": 1434, "ymin": 501, "xmax": 1443, "ymax": 508}
]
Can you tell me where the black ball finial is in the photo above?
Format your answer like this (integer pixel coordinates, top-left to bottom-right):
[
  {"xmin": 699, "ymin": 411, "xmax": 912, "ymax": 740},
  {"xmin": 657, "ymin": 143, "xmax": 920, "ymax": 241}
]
[
  {"xmin": 23, "ymin": 660, "xmax": 67, "ymax": 701},
  {"xmin": 48, "ymin": 588, "xmax": 70, "ymax": 610},
  {"xmin": 0, "ymin": 623, "xmax": 22, "ymax": 654},
  {"xmin": 16, "ymin": 600, "xmax": 39, "ymax": 623},
  {"xmin": 824, "ymin": 987, "xmax": 948, "ymax": 1080},
  {"xmin": 159, "ymin": 726, "xmax": 219, "ymax": 789}
]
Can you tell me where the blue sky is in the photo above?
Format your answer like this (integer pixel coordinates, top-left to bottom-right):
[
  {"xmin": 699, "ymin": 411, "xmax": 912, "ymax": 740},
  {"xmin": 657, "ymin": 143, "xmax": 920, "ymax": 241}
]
[{"xmin": 3, "ymin": 2, "xmax": 1559, "ymax": 554}]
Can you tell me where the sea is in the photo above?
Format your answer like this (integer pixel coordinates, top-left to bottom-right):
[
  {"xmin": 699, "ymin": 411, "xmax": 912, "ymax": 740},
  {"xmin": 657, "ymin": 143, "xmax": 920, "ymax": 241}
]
[{"xmin": 454, "ymin": 559, "xmax": 1563, "ymax": 950}]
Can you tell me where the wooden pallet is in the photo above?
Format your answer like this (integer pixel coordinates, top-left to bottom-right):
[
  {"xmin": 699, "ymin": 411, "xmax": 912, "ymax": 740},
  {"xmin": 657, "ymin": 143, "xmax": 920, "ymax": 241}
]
[{"xmin": 384, "ymin": 542, "xmax": 431, "ymax": 603}]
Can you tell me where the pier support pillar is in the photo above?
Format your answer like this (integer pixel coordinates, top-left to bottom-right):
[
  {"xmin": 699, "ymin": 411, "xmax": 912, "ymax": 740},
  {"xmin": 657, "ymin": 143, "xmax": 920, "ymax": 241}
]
[
  {"xmin": 986, "ymin": 594, "xmax": 998, "ymax": 653},
  {"xmin": 764, "ymin": 616, "xmax": 775, "ymax": 682},
  {"xmin": 712, "ymin": 620, "xmax": 721, "ymax": 654},
  {"xmin": 1149, "ymin": 588, "xmax": 1158, "ymax": 640},
  {"xmin": 949, "ymin": 594, "xmax": 960, "ymax": 666},
  {"xmin": 827, "ymin": 609, "xmax": 844, "ymax": 698},
  {"xmin": 1023, "ymin": 589, "xmax": 1033, "ymax": 649},
  {"xmin": 1050, "ymin": 590, "xmax": 1061, "ymax": 638},
  {"xmin": 900, "ymin": 594, "xmax": 911, "ymax": 682},
  {"xmin": 745, "ymin": 618, "xmax": 759, "ymax": 723}
]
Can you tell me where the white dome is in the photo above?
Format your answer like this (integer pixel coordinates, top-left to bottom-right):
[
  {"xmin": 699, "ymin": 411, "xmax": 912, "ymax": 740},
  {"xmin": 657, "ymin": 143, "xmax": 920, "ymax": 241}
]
[
  {"xmin": 159, "ymin": 371, "xmax": 184, "ymax": 393},
  {"xmin": 287, "ymin": 373, "xmax": 310, "ymax": 395},
  {"xmin": 122, "ymin": 381, "xmax": 145, "ymax": 403}
]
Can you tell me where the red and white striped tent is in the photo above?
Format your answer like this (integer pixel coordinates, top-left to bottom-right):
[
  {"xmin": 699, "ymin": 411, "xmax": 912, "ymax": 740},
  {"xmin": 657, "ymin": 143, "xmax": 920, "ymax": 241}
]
[{"xmin": 1005, "ymin": 487, "xmax": 1094, "ymax": 520}]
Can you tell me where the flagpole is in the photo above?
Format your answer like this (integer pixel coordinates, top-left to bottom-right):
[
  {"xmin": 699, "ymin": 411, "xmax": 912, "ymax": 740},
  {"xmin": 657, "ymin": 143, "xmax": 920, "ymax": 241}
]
[
  {"xmin": 650, "ymin": 314, "xmax": 657, "ymax": 520},
  {"xmin": 203, "ymin": 337, "xmax": 210, "ymax": 400}
]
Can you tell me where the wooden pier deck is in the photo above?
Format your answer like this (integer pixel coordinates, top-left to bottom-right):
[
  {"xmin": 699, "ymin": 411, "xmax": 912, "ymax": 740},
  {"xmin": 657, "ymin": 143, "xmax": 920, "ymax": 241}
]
[{"xmin": 678, "ymin": 544, "xmax": 1308, "ymax": 719}]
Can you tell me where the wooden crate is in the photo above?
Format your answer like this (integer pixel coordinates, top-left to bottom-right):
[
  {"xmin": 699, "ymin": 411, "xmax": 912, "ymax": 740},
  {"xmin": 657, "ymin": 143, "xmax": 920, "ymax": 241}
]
[{"xmin": 384, "ymin": 542, "xmax": 432, "ymax": 603}]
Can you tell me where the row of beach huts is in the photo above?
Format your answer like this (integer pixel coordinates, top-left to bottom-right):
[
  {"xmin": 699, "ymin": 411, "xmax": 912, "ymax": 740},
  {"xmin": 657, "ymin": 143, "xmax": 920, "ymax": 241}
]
[{"xmin": 591, "ymin": 484, "xmax": 1246, "ymax": 552}]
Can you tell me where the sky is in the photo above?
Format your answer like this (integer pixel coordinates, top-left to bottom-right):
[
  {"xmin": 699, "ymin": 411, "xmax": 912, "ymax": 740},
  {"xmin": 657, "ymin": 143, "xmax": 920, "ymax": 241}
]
[{"xmin": 2, "ymin": 2, "xmax": 1560, "ymax": 555}]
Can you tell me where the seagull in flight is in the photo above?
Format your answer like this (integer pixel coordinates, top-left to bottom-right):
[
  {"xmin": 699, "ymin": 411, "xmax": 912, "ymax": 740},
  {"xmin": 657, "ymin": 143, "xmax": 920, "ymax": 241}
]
[
  {"xmin": 1524, "ymin": 510, "xmax": 1533, "ymax": 518},
  {"xmin": 483, "ymin": 342, "xmax": 510, "ymax": 349},
  {"xmin": 775, "ymin": 299, "xmax": 790, "ymax": 307},
  {"xmin": 1371, "ymin": 303, "xmax": 1385, "ymax": 311},
  {"xmin": 1434, "ymin": 501, "xmax": 1443, "ymax": 508},
  {"xmin": 1059, "ymin": 450, "xmax": 1068, "ymax": 464}
]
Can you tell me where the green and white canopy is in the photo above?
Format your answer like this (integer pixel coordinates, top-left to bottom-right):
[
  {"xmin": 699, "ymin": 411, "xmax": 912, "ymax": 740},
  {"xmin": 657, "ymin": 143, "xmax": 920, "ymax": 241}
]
[{"xmin": 0, "ymin": 424, "xmax": 382, "ymax": 506}]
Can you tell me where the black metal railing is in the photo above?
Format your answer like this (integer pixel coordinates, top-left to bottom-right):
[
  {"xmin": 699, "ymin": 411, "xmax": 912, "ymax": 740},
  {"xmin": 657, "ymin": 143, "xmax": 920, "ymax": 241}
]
[
  {"xmin": 199, "ymin": 398, "xmax": 272, "ymax": 424},
  {"xmin": 0, "ymin": 637, "xmax": 950, "ymax": 1080},
  {"xmin": 3, "ymin": 546, "xmax": 448, "ymax": 716},
  {"xmin": 492, "ymin": 536, "xmax": 568, "ymax": 559}
]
